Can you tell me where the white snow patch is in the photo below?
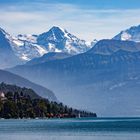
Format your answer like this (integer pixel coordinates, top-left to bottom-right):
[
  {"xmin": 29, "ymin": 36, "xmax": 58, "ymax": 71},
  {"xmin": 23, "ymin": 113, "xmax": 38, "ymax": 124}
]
[
  {"xmin": 121, "ymin": 31, "xmax": 131, "ymax": 41},
  {"xmin": 35, "ymin": 45, "xmax": 47, "ymax": 56},
  {"xmin": 20, "ymin": 54, "xmax": 30, "ymax": 61},
  {"xmin": 85, "ymin": 41, "xmax": 91, "ymax": 46},
  {"xmin": 55, "ymin": 48, "xmax": 62, "ymax": 52},
  {"xmin": 13, "ymin": 40, "xmax": 24, "ymax": 46}
]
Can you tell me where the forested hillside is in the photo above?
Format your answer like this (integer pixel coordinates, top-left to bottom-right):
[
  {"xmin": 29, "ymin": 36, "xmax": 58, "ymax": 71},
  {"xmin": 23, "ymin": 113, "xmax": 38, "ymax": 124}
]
[{"xmin": 0, "ymin": 83, "xmax": 97, "ymax": 119}]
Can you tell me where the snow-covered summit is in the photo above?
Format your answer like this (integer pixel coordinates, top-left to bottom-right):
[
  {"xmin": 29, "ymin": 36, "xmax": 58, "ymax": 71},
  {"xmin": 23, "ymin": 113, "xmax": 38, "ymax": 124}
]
[
  {"xmin": 113, "ymin": 25, "xmax": 140, "ymax": 42},
  {"xmin": 37, "ymin": 26, "xmax": 91, "ymax": 54}
]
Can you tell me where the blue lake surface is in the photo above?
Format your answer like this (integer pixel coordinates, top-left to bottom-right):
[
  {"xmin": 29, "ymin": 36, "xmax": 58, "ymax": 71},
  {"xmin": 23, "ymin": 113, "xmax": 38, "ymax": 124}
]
[{"xmin": 0, "ymin": 117, "xmax": 140, "ymax": 140}]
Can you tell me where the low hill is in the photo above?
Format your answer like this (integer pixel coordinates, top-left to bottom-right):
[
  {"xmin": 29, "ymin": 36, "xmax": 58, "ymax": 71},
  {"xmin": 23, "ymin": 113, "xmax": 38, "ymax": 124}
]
[
  {"xmin": 0, "ymin": 82, "xmax": 41, "ymax": 99},
  {"xmin": 0, "ymin": 69, "xmax": 57, "ymax": 101}
]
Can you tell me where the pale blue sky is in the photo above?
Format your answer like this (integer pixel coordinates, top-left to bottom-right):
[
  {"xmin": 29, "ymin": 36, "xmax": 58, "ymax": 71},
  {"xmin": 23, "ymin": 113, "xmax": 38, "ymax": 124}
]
[{"xmin": 0, "ymin": 0, "xmax": 140, "ymax": 41}]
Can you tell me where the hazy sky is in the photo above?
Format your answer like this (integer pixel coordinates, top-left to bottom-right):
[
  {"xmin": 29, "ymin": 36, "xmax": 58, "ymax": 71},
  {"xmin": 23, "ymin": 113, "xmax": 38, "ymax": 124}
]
[{"xmin": 1, "ymin": 0, "xmax": 140, "ymax": 41}]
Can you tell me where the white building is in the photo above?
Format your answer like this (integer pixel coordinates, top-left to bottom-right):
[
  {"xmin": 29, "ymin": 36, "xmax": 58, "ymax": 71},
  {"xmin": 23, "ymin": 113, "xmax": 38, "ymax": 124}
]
[
  {"xmin": 0, "ymin": 92, "xmax": 6, "ymax": 101},
  {"xmin": 0, "ymin": 92, "xmax": 5, "ymax": 98}
]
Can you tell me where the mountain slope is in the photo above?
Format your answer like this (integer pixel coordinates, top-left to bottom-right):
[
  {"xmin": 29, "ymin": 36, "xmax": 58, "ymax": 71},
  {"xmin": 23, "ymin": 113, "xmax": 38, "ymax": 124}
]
[
  {"xmin": 8, "ymin": 39, "xmax": 140, "ymax": 117},
  {"xmin": 12, "ymin": 34, "xmax": 47, "ymax": 61},
  {"xmin": 26, "ymin": 52, "xmax": 72, "ymax": 65},
  {"xmin": 0, "ymin": 28, "xmax": 22, "ymax": 68},
  {"xmin": 0, "ymin": 69, "xmax": 57, "ymax": 101},
  {"xmin": 113, "ymin": 24, "xmax": 140, "ymax": 42}
]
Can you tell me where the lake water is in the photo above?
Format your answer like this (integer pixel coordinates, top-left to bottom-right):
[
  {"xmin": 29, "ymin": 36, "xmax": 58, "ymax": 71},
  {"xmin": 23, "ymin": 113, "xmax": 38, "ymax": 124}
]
[{"xmin": 0, "ymin": 118, "xmax": 140, "ymax": 140}]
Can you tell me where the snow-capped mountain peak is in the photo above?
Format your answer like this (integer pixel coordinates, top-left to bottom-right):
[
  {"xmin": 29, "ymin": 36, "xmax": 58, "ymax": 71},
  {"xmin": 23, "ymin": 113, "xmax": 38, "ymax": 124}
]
[
  {"xmin": 38, "ymin": 26, "xmax": 68, "ymax": 42},
  {"xmin": 50, "ymin": 26, "xmax": 67, "ymax": 34},
  {"xmin": 37, "ymin": 26, "xmax": 91, "ymax": 55},
  {"xmin": 113, "ymin": 24, "xmax": 140, "ymax": 42}
]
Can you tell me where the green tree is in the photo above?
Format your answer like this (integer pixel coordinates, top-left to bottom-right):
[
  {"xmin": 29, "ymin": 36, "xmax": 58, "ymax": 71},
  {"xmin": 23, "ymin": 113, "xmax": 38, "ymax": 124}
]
[{"xmin": 3, "ymin": 100, "xmax": 18, "ymax": 119}]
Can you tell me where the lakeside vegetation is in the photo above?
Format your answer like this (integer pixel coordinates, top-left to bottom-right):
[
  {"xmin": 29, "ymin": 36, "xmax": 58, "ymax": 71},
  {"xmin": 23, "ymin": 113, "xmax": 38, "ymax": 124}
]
[{"xmin": 0, "ymin": 83, "xmax": 97, "ymax": 119}]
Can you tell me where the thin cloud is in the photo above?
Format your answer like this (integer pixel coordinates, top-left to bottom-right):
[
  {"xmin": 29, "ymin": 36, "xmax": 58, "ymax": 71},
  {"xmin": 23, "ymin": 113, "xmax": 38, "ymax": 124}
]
[{"xmin": 0, "ymin": 2, "xmax": 140, "ymax": 41}]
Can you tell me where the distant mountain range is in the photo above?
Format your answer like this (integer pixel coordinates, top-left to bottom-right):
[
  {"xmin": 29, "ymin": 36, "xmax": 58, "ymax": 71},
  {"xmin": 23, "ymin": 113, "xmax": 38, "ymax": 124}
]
[
  {"xmin": 36, "ymin": 26, "xmax": 92, "ymax": 55},
  {"xmin": 1, "ymin": 24, "xmax": 140, "ymax": 68},
  {"xmin": 0, "ymin": 26, "xmax": 96, "ymax": 68}
]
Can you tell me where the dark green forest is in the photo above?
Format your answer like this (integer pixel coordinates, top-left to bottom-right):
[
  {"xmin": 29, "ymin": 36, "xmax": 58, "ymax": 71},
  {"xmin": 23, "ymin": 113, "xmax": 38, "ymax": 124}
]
[{"xmin": 0, "ymin": 83, "xmax": 97, "ymax": 119}]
